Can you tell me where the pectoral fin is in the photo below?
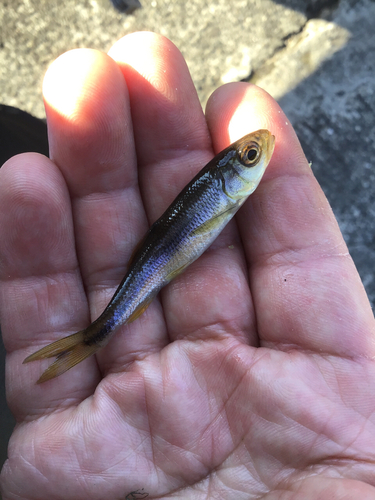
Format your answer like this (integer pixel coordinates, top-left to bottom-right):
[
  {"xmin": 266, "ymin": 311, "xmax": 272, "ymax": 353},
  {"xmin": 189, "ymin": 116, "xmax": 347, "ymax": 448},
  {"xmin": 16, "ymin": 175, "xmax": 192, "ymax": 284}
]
[
  {"xmin": 165, "ymin": 263, "xmax": 191, "ymax": 282},
  {"xmin": 189, "ymin": 205, "xmax": 237, "ymax": 238}
]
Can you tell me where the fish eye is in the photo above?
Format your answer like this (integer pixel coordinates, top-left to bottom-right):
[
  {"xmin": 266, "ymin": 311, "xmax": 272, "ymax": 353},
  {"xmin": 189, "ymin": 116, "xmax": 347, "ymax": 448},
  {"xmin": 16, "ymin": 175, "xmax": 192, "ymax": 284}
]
[{"xmin": 238, "ymin": 143, "xmax": 260, "ymax": 166}]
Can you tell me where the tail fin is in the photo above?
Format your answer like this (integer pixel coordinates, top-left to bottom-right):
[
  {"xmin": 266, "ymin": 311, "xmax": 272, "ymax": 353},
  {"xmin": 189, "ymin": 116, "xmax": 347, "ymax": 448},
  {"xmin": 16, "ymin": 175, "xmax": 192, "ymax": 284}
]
[{"xmin": 23, "ymin": 331, "xmax": 99, "ymax": 384}]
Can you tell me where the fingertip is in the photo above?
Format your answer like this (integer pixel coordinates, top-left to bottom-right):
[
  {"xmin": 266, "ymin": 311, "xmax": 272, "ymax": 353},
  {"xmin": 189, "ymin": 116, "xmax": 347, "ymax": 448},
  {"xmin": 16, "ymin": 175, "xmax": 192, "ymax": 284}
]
[
  {"xmin": 43, "ymin": 48, "xmax": 95, "ymax": 118},
  {"xmin": 0, "ymin": 152, "xmax": 73, "ymax": 280},
  {"xmin": 108, "ymin": 31, "xmax": 210, "ymax": 173},
  {"xmin": 42, "ymin": 49, "xmax": 130, "ymax": 172},
  {"xmin": 108, "ymin": 30, "xmax": 202, "ymax": 126},
  {"xmin": 108, "ymin": 30, "xmax": 165, "ymax": 58},
  {"xmin": 206, "ymin": 82, "xmax": 272, "ymax": 144},
  {"xmin": 43, "ymin": 48, "xmax": 125, "ymax": 121},
  {"xmin": 206, "ymin": 82, "xmax": 309, "ymax": 177},
  {"xmin": 0, "ymin": 152, "xmax": 64, "ymax": 206},
  {"xmin": 42, "ymin": 47, "xmax": 136, "ymax": 197},
  {"xmin": 108, "ymin": 31, "xmax": 183, "ymax": 85}
]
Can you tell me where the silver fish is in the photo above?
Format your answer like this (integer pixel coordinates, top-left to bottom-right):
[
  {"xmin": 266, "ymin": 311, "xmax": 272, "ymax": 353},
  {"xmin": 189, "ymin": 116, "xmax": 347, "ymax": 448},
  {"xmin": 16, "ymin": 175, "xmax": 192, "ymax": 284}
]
[{"xmin": 24, "ymin": 129, "xmax": 275, "ymax": 383}]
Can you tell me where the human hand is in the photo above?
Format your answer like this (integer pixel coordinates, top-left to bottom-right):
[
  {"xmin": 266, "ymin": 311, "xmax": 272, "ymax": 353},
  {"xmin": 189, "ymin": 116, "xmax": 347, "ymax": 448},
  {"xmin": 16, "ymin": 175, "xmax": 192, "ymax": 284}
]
[{"xmin": 1, "ymin": 32, "xmax": 375, "ymax": 500}]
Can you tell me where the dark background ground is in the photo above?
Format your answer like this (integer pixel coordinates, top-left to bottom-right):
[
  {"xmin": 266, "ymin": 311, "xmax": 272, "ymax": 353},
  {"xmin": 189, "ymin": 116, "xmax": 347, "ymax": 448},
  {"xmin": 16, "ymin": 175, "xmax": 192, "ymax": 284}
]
[{"xmin": 1, "ymin": 0, "xmax": 374, "ymax": 492}]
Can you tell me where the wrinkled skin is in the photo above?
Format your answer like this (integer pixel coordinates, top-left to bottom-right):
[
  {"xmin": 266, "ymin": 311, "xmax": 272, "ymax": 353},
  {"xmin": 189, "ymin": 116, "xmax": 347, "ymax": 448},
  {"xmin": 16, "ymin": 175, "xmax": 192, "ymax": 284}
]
[{"xmin": 1, "ymin": 32, "xmax": 375, "ymax": 500}]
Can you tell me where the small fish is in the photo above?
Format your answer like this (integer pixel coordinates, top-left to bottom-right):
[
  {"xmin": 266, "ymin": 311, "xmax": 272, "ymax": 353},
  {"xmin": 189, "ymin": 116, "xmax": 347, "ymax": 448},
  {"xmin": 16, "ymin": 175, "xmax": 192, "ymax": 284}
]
[{"xmin": 24, "ymin": 130, "xmax": 275, "ymax": 383}]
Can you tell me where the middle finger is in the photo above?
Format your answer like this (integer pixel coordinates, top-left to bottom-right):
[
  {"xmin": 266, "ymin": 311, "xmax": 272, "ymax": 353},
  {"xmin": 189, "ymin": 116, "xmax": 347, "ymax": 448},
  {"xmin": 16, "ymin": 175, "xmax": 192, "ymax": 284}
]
[{"xmin": 109, "ymin": 32, "xmax": 256, "ymax": 346}]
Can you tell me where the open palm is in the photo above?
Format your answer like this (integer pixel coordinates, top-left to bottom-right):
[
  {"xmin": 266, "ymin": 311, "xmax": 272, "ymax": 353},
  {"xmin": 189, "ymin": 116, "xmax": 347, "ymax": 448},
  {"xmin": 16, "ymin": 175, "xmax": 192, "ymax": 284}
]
[{"xmin": 1, "ymin": 32, "xmax": 375, "ymax": 500}]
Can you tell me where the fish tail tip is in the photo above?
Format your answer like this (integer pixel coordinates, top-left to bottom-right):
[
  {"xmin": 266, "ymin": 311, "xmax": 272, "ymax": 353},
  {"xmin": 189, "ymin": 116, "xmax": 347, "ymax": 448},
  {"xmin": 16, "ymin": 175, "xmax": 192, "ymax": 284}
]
[
  {"xmin": 23, "ymin": 351, "xmax": 46, "ymax": 364},
  {"xmin": 36, "ymin": 371, "xmax": 56, "ymax": 384},
  {"xmin": 23, "ymin": 330, "xmax": 86, "ymax": 364},
  {"xmin": 36, "ymin": 341, "xmax": 98, "ymax": 383},
  {"xmin": 23, "ymin": 330, "xmax": 98, "ymax": 383}
]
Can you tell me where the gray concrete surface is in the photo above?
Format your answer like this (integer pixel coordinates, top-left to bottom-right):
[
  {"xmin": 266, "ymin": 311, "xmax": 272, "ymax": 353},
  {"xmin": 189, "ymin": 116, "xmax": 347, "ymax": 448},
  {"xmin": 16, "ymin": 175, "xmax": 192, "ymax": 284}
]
[
  {"xmin": 253, "ymin": 0, "xmax": 375, "ymax": 306},
  {"xmin": 1, "ymin": 0, "xmax": 374, "ymax": 492}
]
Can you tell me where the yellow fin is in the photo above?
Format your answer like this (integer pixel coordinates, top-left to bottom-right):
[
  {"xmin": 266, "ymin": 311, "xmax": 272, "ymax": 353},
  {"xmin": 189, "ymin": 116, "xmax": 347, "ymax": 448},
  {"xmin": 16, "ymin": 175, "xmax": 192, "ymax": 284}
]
[
  {"xmin": 165, "ymin": 263, "xmax": 191, "ymax": 282},
  {"xmin": 127, "ymin": 296, "xmax": 154, "ymax": 323},
  {"xmin": 189, "ymin": 206, "xmax": 237, "ymax": 238},
  {"xmin": 23, "ymin": 331, "xmax": 86, "ymax": 362},
  {"xmin": 23, "ymin": 330, "xmax": 99, "ymax": 384}
]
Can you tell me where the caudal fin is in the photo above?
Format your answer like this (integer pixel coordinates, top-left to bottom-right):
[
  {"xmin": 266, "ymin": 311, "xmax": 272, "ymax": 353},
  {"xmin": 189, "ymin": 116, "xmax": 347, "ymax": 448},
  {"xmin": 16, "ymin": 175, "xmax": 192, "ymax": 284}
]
[{"xmin": 23, "ymin": 331, "xmax": 99, "ymax": 384}]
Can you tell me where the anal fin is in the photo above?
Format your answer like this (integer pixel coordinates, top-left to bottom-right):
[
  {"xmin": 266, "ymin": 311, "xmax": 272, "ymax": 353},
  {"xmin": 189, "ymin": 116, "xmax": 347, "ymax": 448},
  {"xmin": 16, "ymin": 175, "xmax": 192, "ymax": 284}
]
[{"xmin": 127, "ymin": 296, "xmax": 154, "ymax": 323}]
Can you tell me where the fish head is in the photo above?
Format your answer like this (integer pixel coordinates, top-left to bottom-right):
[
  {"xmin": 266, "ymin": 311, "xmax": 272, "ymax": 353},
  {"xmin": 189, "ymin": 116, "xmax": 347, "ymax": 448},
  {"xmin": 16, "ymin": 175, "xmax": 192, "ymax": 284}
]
[{"xmin": 219, "ymin": 129, "xmax": 275, "ymax": 201}]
